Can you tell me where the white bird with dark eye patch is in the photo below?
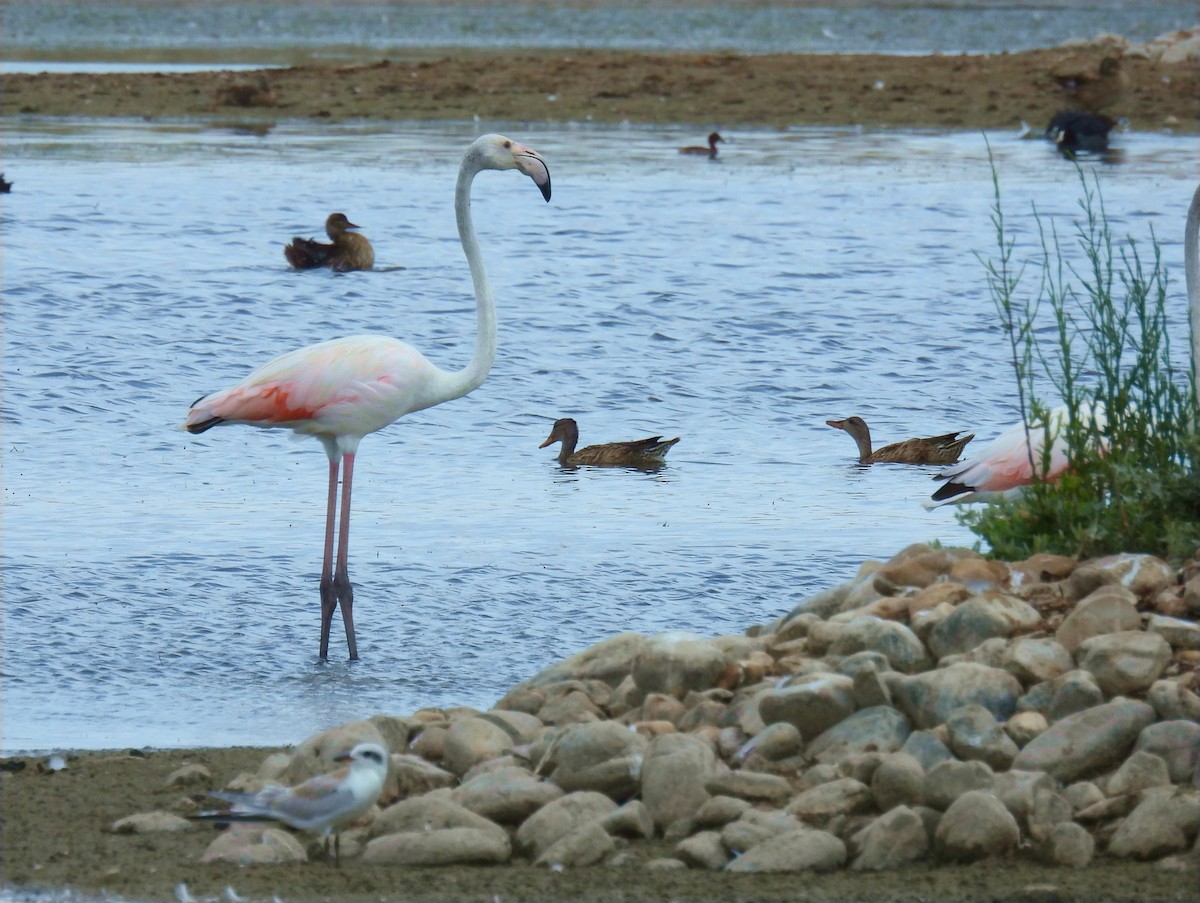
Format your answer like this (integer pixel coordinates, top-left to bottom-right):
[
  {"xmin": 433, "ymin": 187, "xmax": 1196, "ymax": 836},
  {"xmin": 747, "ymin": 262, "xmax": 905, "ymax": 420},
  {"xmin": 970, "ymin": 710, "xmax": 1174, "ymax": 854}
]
[{"xmin": 192, "ymin": 741, "xmax": 389, "ymax": 863}]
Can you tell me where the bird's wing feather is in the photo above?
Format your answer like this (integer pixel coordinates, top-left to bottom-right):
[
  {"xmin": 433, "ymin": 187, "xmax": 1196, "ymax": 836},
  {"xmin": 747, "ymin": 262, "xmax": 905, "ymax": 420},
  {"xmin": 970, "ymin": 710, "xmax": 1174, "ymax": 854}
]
[
  {"xmin": 934, "ymin": 420, "xmax": 1066, "ymax": 491},
  {"xmin": 187, "ymin": 336, "xmax": 435, "ymax": 431},
  {"xmin": 208, "ymin": 770, "xmax": 355, "ymax": 830}
]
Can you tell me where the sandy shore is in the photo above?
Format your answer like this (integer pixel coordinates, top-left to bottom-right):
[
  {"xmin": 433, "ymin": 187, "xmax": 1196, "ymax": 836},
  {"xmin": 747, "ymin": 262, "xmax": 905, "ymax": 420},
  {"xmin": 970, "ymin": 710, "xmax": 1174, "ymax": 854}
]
[
  {"xmin": 2, "ymin": 745, "xmax": 1196, "ymax": 902},
  {"xmin": 2, "ymin": 45, "xmax": 1197, "ymax": 132}
]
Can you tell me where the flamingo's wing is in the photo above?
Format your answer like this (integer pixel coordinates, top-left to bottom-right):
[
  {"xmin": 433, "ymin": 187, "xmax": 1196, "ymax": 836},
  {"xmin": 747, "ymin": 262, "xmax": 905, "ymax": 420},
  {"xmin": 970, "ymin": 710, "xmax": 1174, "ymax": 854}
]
[
  {"xmin": 185, "ymin": 335, "xmax": 437, "ymax": 436},
  {"xmin": 931, "ymin": 419, "xmax": 1069, "ymax": 501}
]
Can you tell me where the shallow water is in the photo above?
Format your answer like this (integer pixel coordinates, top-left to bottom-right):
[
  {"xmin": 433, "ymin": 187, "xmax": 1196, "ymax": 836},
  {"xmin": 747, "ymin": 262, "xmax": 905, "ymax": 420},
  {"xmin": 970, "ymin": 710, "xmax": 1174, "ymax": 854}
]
[
  {"xmin": 1, "ymin": 120, "xmax": 1196, "ymax": 753},
  {"xmin": 1, "ymin": 0, "xmax": 1195, "ymax": 64}
]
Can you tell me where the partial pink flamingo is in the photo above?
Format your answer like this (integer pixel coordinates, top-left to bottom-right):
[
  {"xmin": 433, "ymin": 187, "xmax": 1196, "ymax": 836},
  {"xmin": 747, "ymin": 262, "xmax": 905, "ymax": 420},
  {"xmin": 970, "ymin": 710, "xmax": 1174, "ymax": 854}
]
[
  {"xmin": 184, "ymin": 135, "xmax": 551, "ymax": 660},
  {"xmin": 928, "ymin": 181, "xmax": 1200, "ymax": 508},
  {"xmin": 924, "ymin": 405, "xmax": 1102, "ymax": 506},
  {"xmin": 1189, "ymin": 182, "xmax": 1200, "ymax": 396}
]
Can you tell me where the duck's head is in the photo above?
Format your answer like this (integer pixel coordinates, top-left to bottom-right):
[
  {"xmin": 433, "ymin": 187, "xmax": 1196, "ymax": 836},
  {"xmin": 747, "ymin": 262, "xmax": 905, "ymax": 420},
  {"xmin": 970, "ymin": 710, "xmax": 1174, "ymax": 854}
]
[
  {"xmin": 539, "ymin": 417, "xmax": 579, "ymax": 448},
  {"xmin": 827, "ymin": 416, "xmax": 870, "ymax": 440},
  {"xmin": 325, "ymin": 213, "xmax": 361, "ymax": 237}
]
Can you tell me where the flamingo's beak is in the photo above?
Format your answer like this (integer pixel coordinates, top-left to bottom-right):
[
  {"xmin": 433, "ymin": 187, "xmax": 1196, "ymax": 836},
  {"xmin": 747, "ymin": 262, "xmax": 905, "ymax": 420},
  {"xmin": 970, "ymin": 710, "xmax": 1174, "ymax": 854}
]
[{"xmin": 513, "ymin": 145, "xmax": 551, "ymax": 202}]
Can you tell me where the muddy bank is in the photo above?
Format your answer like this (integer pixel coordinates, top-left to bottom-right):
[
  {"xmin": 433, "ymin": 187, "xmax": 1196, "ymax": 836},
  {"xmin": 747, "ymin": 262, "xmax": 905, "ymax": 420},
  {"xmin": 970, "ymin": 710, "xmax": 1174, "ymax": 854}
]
[
  {"xmin": 2, "ymin": 44, "xmax": 1197, "ymax": 132},
  {"xmin": 1, "ymin": 745, "xmax": 1195, "ymax": 903}
]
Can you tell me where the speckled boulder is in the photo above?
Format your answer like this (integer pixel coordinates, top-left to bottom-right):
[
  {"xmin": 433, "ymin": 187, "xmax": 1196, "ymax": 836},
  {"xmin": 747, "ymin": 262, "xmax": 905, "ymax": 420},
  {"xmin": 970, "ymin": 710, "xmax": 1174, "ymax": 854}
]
[
  {"xmin": 894, "ymin": 662, "xmax": 1021, "ymax": 729},
  {"xmin": 724, "ymin": 827, "xmax": 847, "ymax": 873},
  {"xmin": 1012, "ymin": 698, "xmax": 1156, "ymax": 782},
  {"xmin": 1076, "ymin": 631, "xmax": 1171, "ymax": 696},
  {"xmin": 200, "ymin": 825, "xmax": 306, "ymax": 864},
  {"xmin": 933, "ymin": 790, "xmax": 1020, "ymax": 861},
  {"xmin": 632, "ymin": 631, "xmax": 729, "ymax": 698}
]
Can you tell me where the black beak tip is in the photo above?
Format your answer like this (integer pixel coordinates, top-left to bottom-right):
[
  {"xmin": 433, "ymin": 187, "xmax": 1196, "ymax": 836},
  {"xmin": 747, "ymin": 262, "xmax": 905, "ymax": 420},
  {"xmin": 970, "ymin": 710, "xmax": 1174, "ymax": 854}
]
[{"xmin": 540, "ymin": 176, "xmax": 552, "ymax": 203}]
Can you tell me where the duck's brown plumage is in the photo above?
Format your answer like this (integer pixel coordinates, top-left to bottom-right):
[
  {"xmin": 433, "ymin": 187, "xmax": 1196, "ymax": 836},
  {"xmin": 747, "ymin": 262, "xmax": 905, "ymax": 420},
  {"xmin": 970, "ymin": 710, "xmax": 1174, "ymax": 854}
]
[
  {"xmin": 680, "ymin": 132, "xmax": 724, "ymax": 158},
  {"xmin": 284, "ymin": 213, "xmax": 375, "ymax": 272},
  {"xmin": 827, "ymin": 416, "xmax": 973, "ymax": 466},
  {"xmin": 540, "ymin": 418, "xmax": 680, "ymax": 468}
]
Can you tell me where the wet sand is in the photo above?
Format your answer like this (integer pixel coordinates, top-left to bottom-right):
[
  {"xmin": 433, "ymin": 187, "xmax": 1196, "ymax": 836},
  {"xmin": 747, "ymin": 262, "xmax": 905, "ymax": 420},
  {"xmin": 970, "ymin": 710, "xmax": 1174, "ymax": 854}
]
[
  {"xmin": 2, "ymin": 45, "xmax": 1197, "ymax": 133},
  {"xmin": 2, "ymin": 746, "xmax": 1197, "ymax": 902}
]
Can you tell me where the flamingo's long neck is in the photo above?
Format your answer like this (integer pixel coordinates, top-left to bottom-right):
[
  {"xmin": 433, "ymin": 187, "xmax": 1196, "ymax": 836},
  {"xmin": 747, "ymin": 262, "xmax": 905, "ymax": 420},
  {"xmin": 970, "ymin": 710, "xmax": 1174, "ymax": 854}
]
[
  {"xmin": 438, "ymin": 155, "xmax": 497, "ymax": 403},
  {"xmin": 1186, "ymin": 184, "xmax": 1200, "ymax": 403}
]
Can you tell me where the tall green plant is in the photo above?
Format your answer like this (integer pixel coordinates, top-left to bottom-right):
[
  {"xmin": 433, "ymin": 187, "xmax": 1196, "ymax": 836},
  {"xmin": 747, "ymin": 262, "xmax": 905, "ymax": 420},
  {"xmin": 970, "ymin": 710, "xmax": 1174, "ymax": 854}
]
[{"xmin": 959, "ymin": 166, "xmax": 1200, "ymax": 562}]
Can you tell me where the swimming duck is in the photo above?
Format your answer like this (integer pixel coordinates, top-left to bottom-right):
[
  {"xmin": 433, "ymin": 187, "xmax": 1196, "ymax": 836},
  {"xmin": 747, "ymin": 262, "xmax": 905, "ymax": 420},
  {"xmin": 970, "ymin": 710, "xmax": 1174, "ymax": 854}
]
[
  {"xmin": 540, "ymin": 418, "xmax": 680, "ymax": 468},
  {"xmin": 1046, "ymin": 110, "xmax": 1116, "ymax": 154},
  {"xmin": 680, "ymin": 132, "xmax": 724, "ymax": 159},
  {"xmin": 827, "ymin": 416, "xmax": 974, "ymax": 465},
  {"xmin": 0, "ymin": 173, "xmax": 11, "ymax": 193},
  {"xmin": 284, "ymin": 213, "xmax": 375, "ymax": 272}
]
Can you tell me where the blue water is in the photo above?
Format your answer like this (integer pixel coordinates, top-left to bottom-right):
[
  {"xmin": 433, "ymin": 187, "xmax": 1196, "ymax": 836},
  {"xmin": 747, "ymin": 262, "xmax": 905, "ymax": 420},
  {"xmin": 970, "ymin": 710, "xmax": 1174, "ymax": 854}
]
[
  {"xmin": 1, "ymin": 120, "xmax": 1196, "ymax": 754},
  {"xmin": 1, "ymin": 0, "xmax": 1195, "ymax": 62}
]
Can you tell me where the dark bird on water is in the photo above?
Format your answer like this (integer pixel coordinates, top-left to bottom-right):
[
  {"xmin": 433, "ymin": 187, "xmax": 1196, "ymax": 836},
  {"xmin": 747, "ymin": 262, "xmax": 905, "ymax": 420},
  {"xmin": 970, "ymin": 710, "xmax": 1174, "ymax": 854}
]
[
  {"xmin": 680, "ymin": 132, "xmax": 724, "ymax": 159},
  {"xmin": 1046, "ymin": 110, "xmax": 1116, "ymax": 154},
  {"xmin": 540, "ymin": 418, "xmax": 680, "ymax": 468},
  {"xmin": 284, "ymin": 213, "xmax": 376, "ymax": 272},
  {"xmin": 826, "ymin": 416, "xmax": 974, "ymax": 466}
]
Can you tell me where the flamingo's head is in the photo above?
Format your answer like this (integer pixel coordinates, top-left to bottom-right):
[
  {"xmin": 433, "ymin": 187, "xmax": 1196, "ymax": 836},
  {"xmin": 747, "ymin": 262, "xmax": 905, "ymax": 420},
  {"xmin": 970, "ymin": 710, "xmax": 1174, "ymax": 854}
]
[{"xmin": 470, "ymin": 134, "xmax": 551, "ymax": 201}]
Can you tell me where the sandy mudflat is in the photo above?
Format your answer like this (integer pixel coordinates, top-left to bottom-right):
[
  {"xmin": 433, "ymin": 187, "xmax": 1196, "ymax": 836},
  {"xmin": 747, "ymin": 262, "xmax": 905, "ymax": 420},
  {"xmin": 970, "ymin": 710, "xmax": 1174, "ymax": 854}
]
[{"xmin": 1, "ymin": 45, "xmax": 1196, "ymax": 133}]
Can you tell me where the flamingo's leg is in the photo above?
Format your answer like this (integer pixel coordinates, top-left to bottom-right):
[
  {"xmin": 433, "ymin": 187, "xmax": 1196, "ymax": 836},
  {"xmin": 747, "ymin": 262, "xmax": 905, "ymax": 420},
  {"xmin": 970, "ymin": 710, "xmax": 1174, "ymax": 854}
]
[
  {"xmin": 334, "ymin": 452, "xmax": 358, "ymax": 660},
  {"xmin": 319, "ymin": 456, "xmax": 340, "ymax": 660}
]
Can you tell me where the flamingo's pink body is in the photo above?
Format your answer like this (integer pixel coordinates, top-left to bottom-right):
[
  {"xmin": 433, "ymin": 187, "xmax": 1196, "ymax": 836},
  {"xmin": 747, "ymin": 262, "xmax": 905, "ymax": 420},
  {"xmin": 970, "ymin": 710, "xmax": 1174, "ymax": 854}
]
[
  {"xmin": 929, "ymin": 181, "xmax": 1200, "ymax": 508},
  {"xmin": 926, "ymin": 405, "xmax": 1103, "ymax": 507},
  {"xmin": 188, "ymin": 336, "xmax": 446, "ymax": 442},
  {"xmin": 185, "ymin": 134, "xmax": 551, "ymax": 660}
]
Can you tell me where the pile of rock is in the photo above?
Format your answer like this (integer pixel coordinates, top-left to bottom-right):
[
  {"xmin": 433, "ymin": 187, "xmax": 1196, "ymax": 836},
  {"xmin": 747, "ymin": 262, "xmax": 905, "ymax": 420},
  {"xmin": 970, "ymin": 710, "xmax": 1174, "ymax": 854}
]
[
  {"xmin": 159, "ymin": 545, "xmax": 1200, "ymax": 872},
  {"xmin": 1063, "ymin": 27, "xmax": 1200, "ymax": 64}
]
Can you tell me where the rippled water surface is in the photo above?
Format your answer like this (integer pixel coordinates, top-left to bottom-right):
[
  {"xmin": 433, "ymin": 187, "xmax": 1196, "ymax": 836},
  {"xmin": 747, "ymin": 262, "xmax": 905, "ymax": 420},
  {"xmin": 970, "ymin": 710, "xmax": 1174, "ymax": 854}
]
[
  {"xmin": 2, "ymin": 120, "xmax": 1196, "ymax": 753},
  {"xmin": 2, "ymin": 0, "xmax": 1195, "ymax": 62}
]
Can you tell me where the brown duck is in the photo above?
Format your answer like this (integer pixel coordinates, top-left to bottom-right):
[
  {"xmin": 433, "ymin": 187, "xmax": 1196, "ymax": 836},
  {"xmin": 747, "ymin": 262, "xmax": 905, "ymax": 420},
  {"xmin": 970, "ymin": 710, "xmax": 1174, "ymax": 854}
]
[
  {"xmin": 827, "ymin": 416, "xmax": 973, "ymax": 465},
  {"xmin": 284, "ymin": 213, "xmax": 375, "ymax": 272},
  {"xmin": 680, "ymin": 132, "xmax": 724, "ymax": 159},
  {"xmin": 540, "ymin": 418, "xmax": 680, "ymax": 468}
]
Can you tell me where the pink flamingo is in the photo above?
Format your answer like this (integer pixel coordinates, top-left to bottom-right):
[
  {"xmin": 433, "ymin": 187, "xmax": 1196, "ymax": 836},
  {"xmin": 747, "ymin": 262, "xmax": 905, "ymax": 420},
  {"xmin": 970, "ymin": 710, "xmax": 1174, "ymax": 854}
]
[
  {"xmin": 184, "ymin": 135, "xmax": 551, "ymax": 660},
  {"xmin": 1190, "ymin": 182, "xmax": 1200, "ymax": 397},
  {"xmin": 924, "ymin": 405, "xmax": 1102, "ymax": 506},
  {"xmin": 928, "ymin": 181, "xmax": 1200, "ymax": 508}
]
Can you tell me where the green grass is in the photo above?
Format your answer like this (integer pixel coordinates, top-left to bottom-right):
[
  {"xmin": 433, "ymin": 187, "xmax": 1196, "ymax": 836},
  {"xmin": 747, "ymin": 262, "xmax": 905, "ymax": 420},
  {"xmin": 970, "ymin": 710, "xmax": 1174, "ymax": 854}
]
[{"xmin": 955, "ymin": 163, "xmax": 1200, "ymax": 562}]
